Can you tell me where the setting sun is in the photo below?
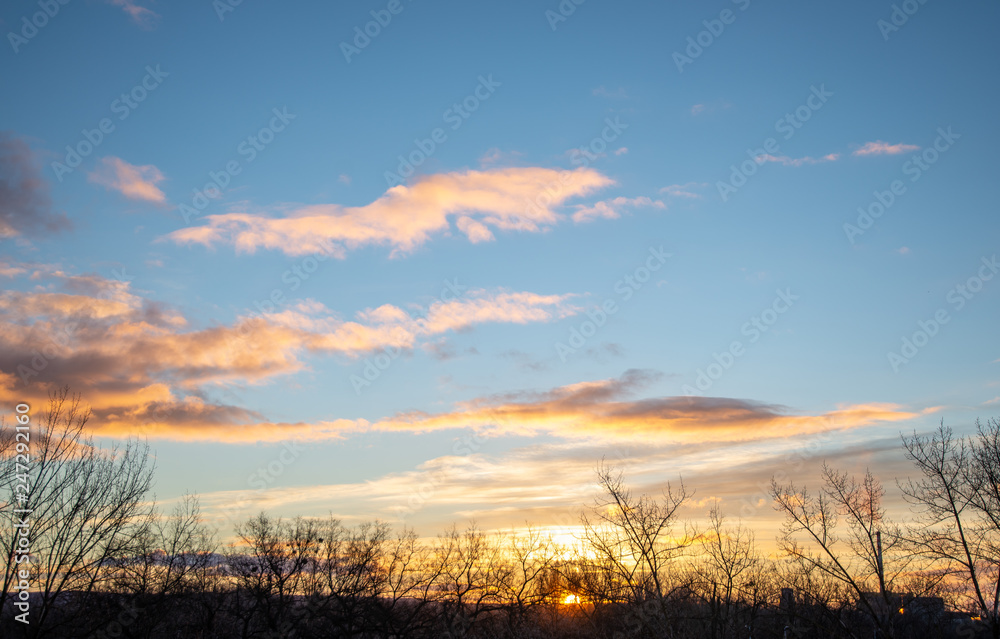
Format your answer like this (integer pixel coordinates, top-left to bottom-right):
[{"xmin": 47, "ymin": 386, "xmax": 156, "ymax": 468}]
[{"xmin": 562, "ymin": 594, "xmax": 581, "ymax": 605}]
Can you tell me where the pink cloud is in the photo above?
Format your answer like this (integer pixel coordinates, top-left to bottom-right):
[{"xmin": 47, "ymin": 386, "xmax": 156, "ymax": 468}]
[
  {"xmin": 853, "ymin": 141, "xmax": 920, "ymax": 156},
  {"xmin": 107, "ymin": 0, "xmax": 159, "ymax": 28},
  {"xmin": 755, "ymin": 153, "xmax": 840, "ymax": 167},
  {"xmin": 88, "ymin": 157, "xmax": 167, "ymax": 203},
  {"xmin": 659, "ymin": 182, "xmax": 707, "ymax": 199},
  {"xmin": 572, "ymin": 196, "xmax": 665, "ymax": 224}
]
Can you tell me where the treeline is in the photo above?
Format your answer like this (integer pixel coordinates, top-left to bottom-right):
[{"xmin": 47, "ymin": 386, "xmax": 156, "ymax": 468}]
[{"xmin": 0, "ymin": 390, "xmax": 998, "ymax": 638}]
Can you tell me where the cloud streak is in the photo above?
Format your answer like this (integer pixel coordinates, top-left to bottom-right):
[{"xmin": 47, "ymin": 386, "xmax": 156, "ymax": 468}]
[
  {"xmin": 366, "ymin": 370, "xmax": 924, "ymax": 444},
  {"xmin": 853, "ymin": 141, "xmax": 920, "ymax": 156},
  {"xmin": 755, "ymin": 153, "xmax": 840, "ymax": 167},
  {"xmin": 572, "ymin": 196, "xmax": 665, "ymax": 224}
]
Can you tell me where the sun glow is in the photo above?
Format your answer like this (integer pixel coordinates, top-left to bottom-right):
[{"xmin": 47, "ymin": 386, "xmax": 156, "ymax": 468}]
[{"xmin": 562, "ymin": 594, "xmax": 581, "ymax": 605}]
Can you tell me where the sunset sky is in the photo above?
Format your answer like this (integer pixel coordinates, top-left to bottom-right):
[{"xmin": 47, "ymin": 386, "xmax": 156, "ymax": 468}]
[{"xmin": 1, "ymin": 0, "xmax": 998, "ymax": 543}]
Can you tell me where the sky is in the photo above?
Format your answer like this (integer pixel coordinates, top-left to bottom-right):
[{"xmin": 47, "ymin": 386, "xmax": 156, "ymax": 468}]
[{"xmin": 1, "ymin": 0, "xmax": 998, "ymax": 546}]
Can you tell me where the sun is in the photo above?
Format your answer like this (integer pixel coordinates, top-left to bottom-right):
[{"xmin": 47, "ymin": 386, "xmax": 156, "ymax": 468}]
[{"xmin": 562, "ymin": 594, "xmax": 581, "ymax": 605}]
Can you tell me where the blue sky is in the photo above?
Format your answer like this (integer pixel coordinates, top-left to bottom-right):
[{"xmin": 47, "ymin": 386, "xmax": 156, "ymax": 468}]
[{"xmin": 1, "ymin": 0, "xmax": 998, "ymax": 540}]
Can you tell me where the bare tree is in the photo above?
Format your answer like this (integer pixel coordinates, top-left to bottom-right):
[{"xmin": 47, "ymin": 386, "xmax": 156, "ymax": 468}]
[
  {"xmin": 227, "ymin": 512, "xmax": 320, "ymax": 637},
  {"xmin": 579, "ymin": 462, "xmax": 695, "ymax": 633},
  {"xmin": 692, "ymin": 505, "xmax": 772, "ymax": 638},
  {"xmin": 771, "ymin": 464, "xmax": 922, "ymax": 639},
  {"xmin": 901, "ymin": 419, "xmax": 1000, "ymax": 638},
  {"xmin": 107, "ymin": 493, "xmax": 218, "ymax": 636},
  {"xmin": 0, "ymin": 388, "xmax": 155, "ymax": 638}
]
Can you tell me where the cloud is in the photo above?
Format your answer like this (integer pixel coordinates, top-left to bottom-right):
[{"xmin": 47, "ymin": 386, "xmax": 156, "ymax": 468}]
[
  {"xmin": 659, "ymin": 182, "xmax": 707, "ymax": 199},
  {"xmin": 423, "ymin": 339, "xmax": 478, "ymax": 362},
  {"xmin": 0, "ymin": 266, "xmax": 580, "ymax": 442},
  {"xmin": 107, "ymin": 0, "xmax": 159, "ymax": 28},
  {"xmin": 583, "ymin": 342, "xmax": 626, "ymax": 363},
  {"xmin": 189, "ymin": 402, "xmax": 931, "ymax": 532},
  {"xmin": 478, "ymin": 148, "xmax": 523, "ymax": 167},
  {"xmin": 613, "ymin": 147, "xmax": 628, "ymax": 156},
  {"xmin": 572, "ymin": 196, "xmax": 665, "ymax": 224},
  {"xmin": 0, "ymin": 132, "xmax": 71, "ymax": 239},
  {"xmin": 0, "ymin": 261, "xmax": 26, "ymax": 278},
  {"xmin": 754, "ymin": 153, "xmax": 840, "ymax": 167},
  {"xmin": 499, "ymin": 349, "xmax": 549, "ymax": 373},
  {"xmin": 88, "ymin": 157, "xmax": 167, "ymax": 203},
  {"xmin": 691, "ymin": 104, "xmax": 707, "ymax": 116},
  {"xmin": 853, "ymin": 141, "xmax": 920, "ymax": 156},
  {"xmin": 338, "ymin": 174, "xmax": 351, "ymax": 185},
  {"xmin": 364, "ymin": 370, "xmax": 924, "ymax": 443},
  {"xmin": 165, "ymin": 167, "xmax": 615, "ymax": 258}
]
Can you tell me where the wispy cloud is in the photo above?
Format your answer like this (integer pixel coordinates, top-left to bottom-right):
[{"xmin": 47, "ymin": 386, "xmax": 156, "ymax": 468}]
[
  {"xmin": 572, "ymin": 196, "xmax": 665, "ymax": 224},
  {"xmin": 755, "ymin": 153, "xmax": 840, "ymax": 167},
  {"xmin": 659, "ymin": 182, "xmax": 707, "ymax": 199},
  {"xmin": 88, "ymin": 157, "xmax": 167, "ymax": 204},
  {"xmin": 853, "ymin": 140, "xmax": 920, "ymax": 156},
  {"xmin": 107, "ymin": 0, "xmax": 159, "ymax": 28},
  {"xmin": 166, "ymin": 167, "xmax": 615, "ymax": 257}
]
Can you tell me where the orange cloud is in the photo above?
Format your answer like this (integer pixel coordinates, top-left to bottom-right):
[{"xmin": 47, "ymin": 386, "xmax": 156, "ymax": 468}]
[
  {"xmin": 367, "ymin": 370, "xmax": 923, "ymax": 443},
  {"xmin": 88, "ymin": 157, "xmax": 167, "ymax": 203},
  {"xmin": 853, "ymin": 141, "xmax": 920, "ymax": 156},
  {"xmin": 0, "ymin": 266, "xmax": 579, "ymax": 442},
  {"xmin": 165, "ymin": 167, "xmax": 615, "ymax": 257}
]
